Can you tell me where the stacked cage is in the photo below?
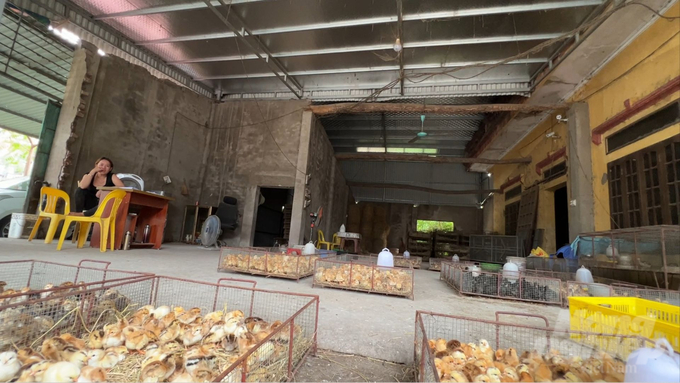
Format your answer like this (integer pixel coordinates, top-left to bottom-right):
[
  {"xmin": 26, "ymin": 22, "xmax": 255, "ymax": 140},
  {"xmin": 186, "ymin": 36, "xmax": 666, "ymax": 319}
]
[
  {"xmin": 440, "ymin": 262, "xmax": 562, "ymax": 305},
  {"xmin": 1, "ymin": 274, "xmax": 319, "ymax": 382},
  {"xmin": 218, "ymin": 247, "xmax": 319, "ymax": 280},
  {"xmin": 313, "ymin": 254, "xmax": 415, "ymax": 299},
  {"xmin": 415, "ymin": 310, "xmax": 654, "ymax": 382},
  {"xmin": 576, "ymin": 225, "xmax": 680, "ymax": 289},
  {"xmin": 468, "ymin": 235, "xmax": 523, "ymax": 264}
]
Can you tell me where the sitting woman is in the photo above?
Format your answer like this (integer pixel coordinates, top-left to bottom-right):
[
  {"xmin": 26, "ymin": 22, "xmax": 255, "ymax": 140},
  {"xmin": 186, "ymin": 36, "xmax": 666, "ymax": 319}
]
[{"xmin": 74, "ymin": 157, "xmax": 124, "ymax": 216}]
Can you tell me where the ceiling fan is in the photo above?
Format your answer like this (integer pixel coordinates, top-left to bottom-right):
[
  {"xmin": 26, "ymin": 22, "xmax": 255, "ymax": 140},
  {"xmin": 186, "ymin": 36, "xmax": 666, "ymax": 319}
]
[{"xmin": 408, "ymin": 115, "xmax": 428, "ymax": 143}]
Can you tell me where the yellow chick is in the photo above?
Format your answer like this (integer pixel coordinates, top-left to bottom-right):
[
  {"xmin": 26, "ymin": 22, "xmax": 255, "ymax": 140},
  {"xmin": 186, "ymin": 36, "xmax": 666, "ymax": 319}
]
[
  {"xmin": 87, "ymin": 330, "xmax": 104, "ymax": 349},
  {"xmin": 203, "ymin": 311, "xmax": 224, "ymax": 325},
  {"xmin": 160, "ymin": 312, "xmax": 177, "ymax": 328},
  {"xmin": 151, "ymin": 306, "xmax": 171, "ymax": 320},
  {"xmin": 41, "ymin": 337, "xmax": 69, "ymax": 361},
  {"xmin": 16, "ymin": 348, "xmax": 43, "ymax": 366},
  {"xmin": 158, "ymin": 321, "xmax": 181, "ymax": 344},
  {"xmin": 0, "ymin": 351, "xmax": 21, "ymax": 382},
  {"xmin": 181, "ymin": 324, "xmax": 205, "ymax": 347},
  {"xmin": 59, "ymin": 334, "xmax": 86, "ymax": 350},
  {"xmin": 123, "ymin": 326, "xmax": 151, "ymax": 350},
  {"xmin": 203, "ymin": 323, "xmax": 227, "ymax": 344},
  {"xmin": 102, "ymin": 324, "xmax": 125, "ymax": 348},
  {"xmin": 191, "ymin": 367, "xmax": 215, "ymax": 383},
  {"xmin": 177, "ymin": 308, "xmax": 201, "ymax": 325},
  {"xmin": 143, "ymin": 318, "xmax": 165, "ymax": 338},
  {"xmin": 76, "ymin": 366, "xmax": 107, "ymax": 383},
  {"xmin": 43, "ymin": 362, "xmax": 81, "ymax": 383},
  {"xmin": 479, "ymin": 340, "xmax": 495, "ymax": 361},
  {"xmin": 140, "ymin": 356, "xmax": 176, "ymax": 383},
  {"xmin": 16, "ymin": 360, "xmax": 52, "ymax": 383},
  {"xmin": 223, "ymin": 316, "xmax": 244, "ymax": 336}
]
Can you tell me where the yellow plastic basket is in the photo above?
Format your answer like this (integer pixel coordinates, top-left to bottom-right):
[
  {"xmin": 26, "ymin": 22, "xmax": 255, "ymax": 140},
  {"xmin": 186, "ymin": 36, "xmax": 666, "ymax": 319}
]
[{"xmin": 569, "ymin": 297, "xmax": 680, "ymax": 354}]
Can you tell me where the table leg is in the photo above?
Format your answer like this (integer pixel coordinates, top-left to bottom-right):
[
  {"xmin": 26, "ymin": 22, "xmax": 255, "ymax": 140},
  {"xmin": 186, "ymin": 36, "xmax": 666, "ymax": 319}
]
[{"xmin": 136, "ymin": 203, "xmax": 168, "ymax": 250}]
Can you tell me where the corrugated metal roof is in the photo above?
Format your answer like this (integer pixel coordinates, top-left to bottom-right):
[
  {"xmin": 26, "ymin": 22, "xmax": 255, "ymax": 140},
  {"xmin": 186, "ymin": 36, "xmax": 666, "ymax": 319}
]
[{"xmin": 0, "ymin": 6, "xmax": 72, "ymax": 137}]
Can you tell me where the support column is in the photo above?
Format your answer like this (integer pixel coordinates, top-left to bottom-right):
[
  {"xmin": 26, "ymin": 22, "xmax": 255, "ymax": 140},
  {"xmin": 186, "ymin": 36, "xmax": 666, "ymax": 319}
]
[
  {"xmin": 567, "ymin": 102, "xmax": 595, "ymax": 240},
  {"xmin": 239, "ymin": 186, "xmax": 259, "ymax": 247},
  {"xmin": 289, "ymin": 111, "xmax": 313, "ymax": 246},
  {"xmin": 24, "ymin": 101, "xmax": 60, "ymax": 213}
]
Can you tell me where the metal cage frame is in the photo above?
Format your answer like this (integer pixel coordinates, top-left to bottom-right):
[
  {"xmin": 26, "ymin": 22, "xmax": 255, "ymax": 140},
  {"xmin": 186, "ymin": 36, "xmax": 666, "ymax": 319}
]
[{"xmin": 218, "ymin": 247, "xmax": 319, "ymax": 281}]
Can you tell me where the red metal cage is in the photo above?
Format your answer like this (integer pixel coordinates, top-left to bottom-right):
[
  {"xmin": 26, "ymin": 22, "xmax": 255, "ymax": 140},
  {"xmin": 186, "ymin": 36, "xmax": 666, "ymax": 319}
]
[{"xmin": 218, "ymin": 247, "xmax": 318, "ymax": 280}]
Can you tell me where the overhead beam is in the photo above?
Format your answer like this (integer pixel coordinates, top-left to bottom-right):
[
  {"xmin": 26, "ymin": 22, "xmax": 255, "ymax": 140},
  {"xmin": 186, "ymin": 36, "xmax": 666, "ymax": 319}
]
[
  {"xmin": 311, "ymin": 102, "xmax": 566, "ymax": 116},
  {"xmin": 347, "ymin": 182, "xmax": 501, "ymax": 196},
  {"xmin": 168, "ymin": 33, "xmax": 560, "ymax": 64},
  {"xmin": 0, "ymin": 82, "xmax": 47, "ymax": 104},
  {"xmin": 336, "ymin": 153, "xmax": 532, "ymax": 164},
  {"xmin": 0, "ymin": 106, "xmax": 42, "ymax": 123},
  {"xmin": 194, "ymin": 58, "xmax": 546, "ymax": 80},
  {"xmin": 396, "ymin": 0, "xmax": 405, "ymax": 96},
  {"xmin": 127, "ymin": 0, "xmax": 602, "ymax": 43},
  {"xmin": 328, "ymin": 135, "xmax": 471, "ymax": 141},
  {"xmin": 331, "ymin": 143, "xmax": 467, "ymax": 149},
  {"xmin": 202, "ymin": 0, "xmax": 303, "ymax": 98}
]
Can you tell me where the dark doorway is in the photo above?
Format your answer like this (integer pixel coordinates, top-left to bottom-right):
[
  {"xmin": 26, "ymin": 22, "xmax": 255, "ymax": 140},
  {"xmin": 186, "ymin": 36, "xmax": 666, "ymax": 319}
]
[
  {"xmin": 554, "ymin": 186, "xmax": 570, "ymax": 249},
  {"xmin": 253, "ymin": 188, "xmax": 293, "ymax": 247}
]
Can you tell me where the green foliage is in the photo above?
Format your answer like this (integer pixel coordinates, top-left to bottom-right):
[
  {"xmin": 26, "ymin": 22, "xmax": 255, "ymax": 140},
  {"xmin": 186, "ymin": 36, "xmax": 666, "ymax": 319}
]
[
  {"xmin": 0, "ymin": 128, "xmax": 35, "ymax": 177},
  {"xmin": 416, "ymin": 220, "xmax": 454, "ymax": 233}
]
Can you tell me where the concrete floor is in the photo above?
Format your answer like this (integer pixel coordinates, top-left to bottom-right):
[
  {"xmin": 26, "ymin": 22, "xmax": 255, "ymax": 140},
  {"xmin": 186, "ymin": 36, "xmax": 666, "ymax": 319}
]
[{"xmin": 0, "ymin": 239, "xmax": 572, "ymax": 364}]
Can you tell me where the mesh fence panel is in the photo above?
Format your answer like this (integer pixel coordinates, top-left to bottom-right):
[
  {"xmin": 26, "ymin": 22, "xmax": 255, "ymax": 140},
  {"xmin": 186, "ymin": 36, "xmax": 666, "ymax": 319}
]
[
  {"xmin": 218, "ymin": 247, "xmax": 318, "ymax": 280},
  {"xmin": 415, "ymin": 311, "xmax": 654, "ymax": 382}
]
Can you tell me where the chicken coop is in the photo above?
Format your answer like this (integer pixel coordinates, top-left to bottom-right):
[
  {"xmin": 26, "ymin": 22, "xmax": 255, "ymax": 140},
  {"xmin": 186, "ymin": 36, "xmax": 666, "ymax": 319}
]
[
  {"xmin": 0, "ymin": 274, "xmax": 319, "ymax": 382},
  {"xmin": 468, "ymin": 235, "xmax": 524, "ymax": 264},
  {"xmin": 218, "ymin": 247, "xmax": 319, "ymax": 280},
  {"xmin": 575, "ymin": 225, "xmax": 680, "ymax": 290},
  {"xmin": 0, "ymin": 259, "xmax": 152, "ymax": 303},
  {"xmin": 415, "ymin": 310, "xmax": 655, "ymax": 383},
  {"xmin": 313, "ymin": 254, "xmax": 415, "ymax": 299},
  {"xmin": 440, "ymin": 261, "xmax": 562, "ymax": 305}
]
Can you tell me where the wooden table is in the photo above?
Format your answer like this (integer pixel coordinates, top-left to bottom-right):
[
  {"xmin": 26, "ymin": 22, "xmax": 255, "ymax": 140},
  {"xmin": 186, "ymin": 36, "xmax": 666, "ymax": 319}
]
[
  {"xmin": 337, "ymin": 231, "xmax": 361, "ymax": 254},
  {"xmin": 91, "ymin": 188, "xmax": 173, "ymax": 250}
]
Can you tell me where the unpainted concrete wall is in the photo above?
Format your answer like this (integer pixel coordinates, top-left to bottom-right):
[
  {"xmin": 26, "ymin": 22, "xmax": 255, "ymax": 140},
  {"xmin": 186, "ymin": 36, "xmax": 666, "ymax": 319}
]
[
  {"xmin": 51, "ymin": 53, "xmax": 213, "ymax": 242},
  {"xmin": 200, "ymin": 100, "xmax": 310, "ymax": 246},
  {"xmin": 347, "ymin": 201, "xmax": 483, "ymax": 253}
]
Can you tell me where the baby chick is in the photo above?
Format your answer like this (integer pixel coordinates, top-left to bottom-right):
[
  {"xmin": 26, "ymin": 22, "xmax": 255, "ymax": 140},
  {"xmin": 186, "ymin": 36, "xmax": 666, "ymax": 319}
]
[
  {"xmin": 158, "ymin": 321, "xmax": 181, "ymax": 344},
  {"xmin": 160, "ymin": 312, "xmax": 177, "ymax": 328},
  {"xmin": 102, "ymin": 323, "xmax": 125, "ymax": 348},
  {"xmin": 143, "ymin": 318, "xmax": 165, "ymax": 338},
  {"xmin": 191, "ymin": 367, "xmax": 215, "ymax": 383},
  {"xmin": 203, "ymin": 322, "xmax": 227, "ymax": 344},
  {"xmin": 140, "ymin": 356, "xmax": 176, "ymax": 383},
  {"xmin": 87, "ymin": 330, "xmax": 104, "ymax": 349},
  {"xmin": 203, "ymin": 310, "xmax": 224, "ymax": 326},
  {"xmin": 123, "ymin": 326, "xmax": 151, "ymax": 350},
  {"xmin": 151, "ymin": 306, "xmax": 171, "ymax": 320},
  {"xmin": 505, "ymin": 348, "xmax": 520, "ymax": 367},
  {"xmin": 59, "ymin": 334, "xmax": 86, "ymax": 350},
  {"xmin": 479, "ymin": 340, "xmax": 495, "ymax": 362},
  {"xmin": 16, "ymin": 348, "xmax": 43, "ymax": 366},
  {"xmin": 0, "ymin": 351, "xmax": 21, "ymax": 382},
  {"xmin": 76, "ymin": 366, "xmax": 107, "ymax": 383},
  {"xmin": 41, "ymin": 337, "xmax": 69, "ymax": 361},
  {"xmin": 181, "ymin": 324, "xmax": 205, "ymax": 347},
  {"xmin": 16, "ymin": 360, "xmax": 52, "ymax": 383},
  {"xmin": 43, "ymin": 361, "xmax": 81, "ymax": 383}
]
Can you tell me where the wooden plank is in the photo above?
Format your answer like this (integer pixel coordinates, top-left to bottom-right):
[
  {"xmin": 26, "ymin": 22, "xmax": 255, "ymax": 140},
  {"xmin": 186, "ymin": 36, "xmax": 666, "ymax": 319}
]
[
  {"xmin": 309, "ymin": 102, "xmax": 566, "ymax": 116},
  {"xmin": 516, "ymin": 186, "xmax": 539, "ymax": 254},
  {"xmin": 336, "ymin": 153, "xmax": 532, "ymax": 164}
]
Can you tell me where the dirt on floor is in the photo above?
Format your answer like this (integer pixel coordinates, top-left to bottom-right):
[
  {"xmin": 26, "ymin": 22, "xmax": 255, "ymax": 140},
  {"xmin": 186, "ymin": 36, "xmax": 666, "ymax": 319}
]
[{"xmin": 294, "ymin": 350, "xmax": 416, "ymax": 382}]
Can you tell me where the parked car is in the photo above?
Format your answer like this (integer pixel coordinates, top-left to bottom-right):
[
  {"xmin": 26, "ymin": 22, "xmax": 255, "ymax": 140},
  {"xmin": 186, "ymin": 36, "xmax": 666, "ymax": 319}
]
[{"xmin": 0, "ymin": 176, "xmax": 29, "ymax": 237}]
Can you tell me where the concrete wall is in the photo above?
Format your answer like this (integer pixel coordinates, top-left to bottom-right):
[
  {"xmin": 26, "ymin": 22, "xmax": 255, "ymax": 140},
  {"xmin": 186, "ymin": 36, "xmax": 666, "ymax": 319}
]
[
  {"xmin": 46, "ymin": 50, "xmax": 213, "ymax": 242},
  {"xmin": 489, "ymin": 3, "xmax": 680, "ymax": 249},
  {"xmin": 347, "ymin": 201, "xmax": 482, "ymax": 253},
  {"xmin": 199, "ymin": 100, "xmax": 310, "ymax": 246}
]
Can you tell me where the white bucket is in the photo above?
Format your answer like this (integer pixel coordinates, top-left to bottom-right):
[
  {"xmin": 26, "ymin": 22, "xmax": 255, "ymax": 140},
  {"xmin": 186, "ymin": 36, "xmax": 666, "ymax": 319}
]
[
  {"xmin": 8, "ymin": 213, "xmax": 38, "ymax": 239},
  {"xmin": 506, "ymin": 256, "xmax": 526, "ymax": 272}
]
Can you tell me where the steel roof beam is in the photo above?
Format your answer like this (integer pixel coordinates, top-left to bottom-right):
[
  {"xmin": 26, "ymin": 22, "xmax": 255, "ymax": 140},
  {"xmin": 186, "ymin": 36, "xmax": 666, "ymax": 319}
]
[
  {"xmin": 195, "ymin": 58, "xmax": 545, "ymax": 80},
  {"xmin": 202, "ymin": 0, "xmax": 303, "ymax": 98},
  {"xmin": 327, "ymin": 135, "xmax": 472, "ymax": 141},
  {"xmin": 331, "ymin": 143, "xmax": 468, "ymax": 149},
  {"xmin": 135, "ymin": 0, "xmax": 603, "ymax": 45},
  {"xmin": 321, "ymin": 115, "xmax": 486, "ymax": 122},
  {"xmin": 168, "ymin": 34, "xmax": 560, "ymax": 64},
  {"xmin": 95, "ymin": 0, "xmax": 275, "ymax": 20}
]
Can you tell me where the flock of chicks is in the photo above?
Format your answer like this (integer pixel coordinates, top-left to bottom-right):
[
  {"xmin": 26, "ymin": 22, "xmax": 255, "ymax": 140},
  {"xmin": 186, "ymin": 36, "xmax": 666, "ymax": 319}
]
[
  {"xmin": 0, "ymin": 282, "xmax": 130, "ymax": 352},
  {"xmin": 221, "ymin": 253, "xmax": 318, "ymax": 277},
  {"xmin": 314, "ymin": 264, "xmax": 413, "ymax": 296},
  {"xmin": 429, "ymin": 338, "xmax": 626, "ymax": 383},
  {"xmin": 0, "ymin": 304, "xmax": 300, "ymax": 383}
]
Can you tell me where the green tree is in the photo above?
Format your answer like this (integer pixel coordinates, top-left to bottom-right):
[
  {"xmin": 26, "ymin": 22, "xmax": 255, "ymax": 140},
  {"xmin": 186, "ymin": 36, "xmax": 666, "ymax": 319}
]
[{"xmin": 0, "ymin": 128, "xmax": 37, "ymax": 177}]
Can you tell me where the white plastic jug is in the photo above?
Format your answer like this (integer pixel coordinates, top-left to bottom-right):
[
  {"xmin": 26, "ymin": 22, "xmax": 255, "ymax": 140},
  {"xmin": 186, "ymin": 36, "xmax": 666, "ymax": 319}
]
[
  {"xmin": 503, "ymin": 262, "xmax": 519, "ymax": 282},
  {"xmin": 403, "ymin": 250, "xmax": 410, "ymax": 258},
  {"xmin": 303, "ymin": 241, "xmax": 316, "ymax": 255},
  {"xmin": 625, "ymin": 339, "xmax": 680, "ymax": 382},
  {"xmin": 469, "ymin": 264, "xmax": 481, "ymax": 277},
  {"xmin": 377, "ymin": 248, "xmax": 394, "ymax": 267},
  {"xmin": 339, "ymin": 224, "xmax": 346, "ymax": 233},
  {"xmin": 575, "ymin": 265, "xmax": 594, "ymax": 283}
]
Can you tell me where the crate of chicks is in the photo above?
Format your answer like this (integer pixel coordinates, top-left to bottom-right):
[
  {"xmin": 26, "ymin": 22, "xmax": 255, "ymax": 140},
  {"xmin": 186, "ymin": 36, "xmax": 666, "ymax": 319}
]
[
  {"xmin": 415, "ymin": 310, "xmax": 654, "ymax": 382},
  {"xmin": 429, "ymin": 258, "xmax": 444, "ymax": 271},
  {"xmin": 218, "ymin": 247, "xmax": 319, "ymax": 280},
  {"xmin": 441, "ymin": 262, "xmax": 562, "ymax": 305},
  {"xmin": 369, "ymin": 254, "xmax": 422, "ymax": 269},
  {"xmin": 0, "ymin": 275, "xmax": 319, "ymax": 382},
  {"xmin": 313, "ymin": 255, "xmax": 415, "ymax": 300}
]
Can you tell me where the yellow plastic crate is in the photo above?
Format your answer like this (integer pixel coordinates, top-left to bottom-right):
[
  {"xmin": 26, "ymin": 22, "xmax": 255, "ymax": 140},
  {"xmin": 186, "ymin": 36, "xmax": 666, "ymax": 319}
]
[{"xmin": 569, "ymin": 297, "xmax": 680, "ymax": 355}]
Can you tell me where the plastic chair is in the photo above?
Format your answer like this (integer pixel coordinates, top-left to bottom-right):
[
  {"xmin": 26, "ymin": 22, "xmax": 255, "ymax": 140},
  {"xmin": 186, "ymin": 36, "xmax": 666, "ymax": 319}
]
[
  {"xmin": 317, "ymin": 230, "xmax": 333, "ymax": 250},
  {"xmin": 28, "ymin": 187, "xmax": 71, "ymax": 244},
  {"xmin": 57, "ymin": 189, "xmax": 126, "ymax": 252},
  {"xmin": 332, "ymin": 233, "xmax": 341, "ymax": 250}
]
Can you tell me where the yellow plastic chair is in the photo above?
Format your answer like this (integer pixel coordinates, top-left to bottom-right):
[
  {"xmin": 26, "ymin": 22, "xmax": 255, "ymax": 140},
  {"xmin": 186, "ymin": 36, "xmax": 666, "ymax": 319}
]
[
  {"xmin": 28, "ymin": 187, "xmax": 71, "ymax": 244},
  {"xmin": 57, "ymin": 189, "xmax": 126, "ymax": 252},
  {"xmin": 332, "ymin": 233, "xmax": 341, "ymax": 250},
  {"xmin": 317, "ymin": 230, "xmax": 333, "ymax": 250}
]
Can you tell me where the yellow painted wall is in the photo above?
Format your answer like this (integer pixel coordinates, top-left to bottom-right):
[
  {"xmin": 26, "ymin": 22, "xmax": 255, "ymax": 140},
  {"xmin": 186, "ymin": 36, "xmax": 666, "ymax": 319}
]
[{"xmin": 491, "ymin": 3, "xmax": 680, "ymax": 250}]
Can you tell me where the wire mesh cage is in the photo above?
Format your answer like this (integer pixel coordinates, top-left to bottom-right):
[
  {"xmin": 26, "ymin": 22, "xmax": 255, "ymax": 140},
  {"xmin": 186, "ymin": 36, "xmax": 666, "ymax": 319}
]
[
  {"xmin": 414, "ymin": 310, "xmax": 655, "ymax": 383},
  {"xmin": 218, "ymin": 247, "xmax": 319, "ymax": 280},
  {"xmin": 576, "ymin": 225, "xmax": 680, "ymax": 289},
  {"xmin": 369, "ymin": 253, "xmax": 422, "ymax": 269},
  {"xmin": 313, "ymin": 254, "xmax": 415, "ymax": 299},
  {"xmin": 469, "ymin": 235, "xmax": 524, "ymax": 263},
  {"xmin": 0, "ymin": 275, "xmax": 319, "ymax": 382},
  {"xmin": 429, "ymin": 258, "xmax": 444, "ymax": 271},
  {"xmin": 0, "ymin": 259, "xmax": 152, "ymax": 305},
  {"xmin": 441, "ymin": 262, "xmax": 562, "ymax": 305}
]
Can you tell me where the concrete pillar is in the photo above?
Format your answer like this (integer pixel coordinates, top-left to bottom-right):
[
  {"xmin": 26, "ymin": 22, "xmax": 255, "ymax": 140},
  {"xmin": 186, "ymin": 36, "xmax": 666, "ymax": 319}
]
[
  {"xmin": 567, "ymin": 102, "xmax": 595, "ymax": 240},
  {"xmin": 239, "ymin": 186, "xmax": 259, "ymax": 247},
  {"xmin": 289, "ymin": 111, "xmax": 313, "ymax": 246},
  {"xmin": 483, "ymin": 195, "xmax": 494, "ymax": 234}
]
